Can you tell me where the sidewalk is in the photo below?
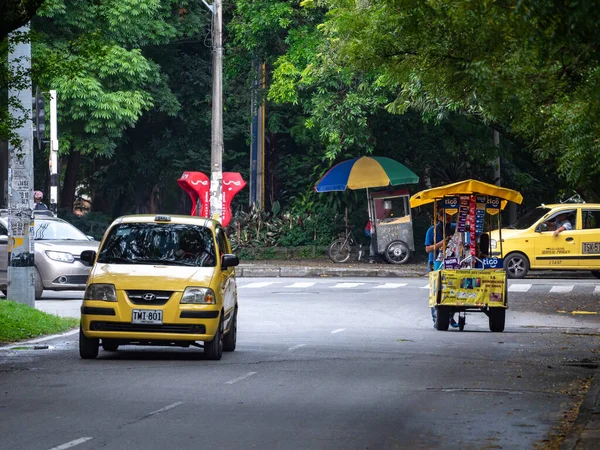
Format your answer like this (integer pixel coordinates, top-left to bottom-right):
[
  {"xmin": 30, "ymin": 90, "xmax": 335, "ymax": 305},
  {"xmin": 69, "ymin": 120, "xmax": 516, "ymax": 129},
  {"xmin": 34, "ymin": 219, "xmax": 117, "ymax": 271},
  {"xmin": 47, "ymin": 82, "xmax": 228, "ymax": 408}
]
[{"xmin": 237, "ymin": 258, "xmax": 427, "ymax": 278}]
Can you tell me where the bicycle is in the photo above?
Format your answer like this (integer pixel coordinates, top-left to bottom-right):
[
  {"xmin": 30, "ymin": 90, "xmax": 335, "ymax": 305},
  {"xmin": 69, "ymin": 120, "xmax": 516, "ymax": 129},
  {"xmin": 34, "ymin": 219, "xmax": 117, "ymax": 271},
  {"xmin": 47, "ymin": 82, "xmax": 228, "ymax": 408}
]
[{"xmin": 327, "ymin": 223, "xmax": 364, "ymax": 263}]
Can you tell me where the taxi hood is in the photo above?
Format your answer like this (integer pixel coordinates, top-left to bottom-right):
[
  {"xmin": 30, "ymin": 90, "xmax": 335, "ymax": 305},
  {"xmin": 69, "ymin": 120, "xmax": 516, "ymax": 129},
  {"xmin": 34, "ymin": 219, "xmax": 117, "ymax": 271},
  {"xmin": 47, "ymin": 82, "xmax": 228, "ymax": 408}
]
[
  {"xmin": 89, "ymin": 263, "xmax": 216, "ymax": 291},
  {"xmin": 489, "ymin": 228, "xmax": 525, "ymax": 241}
]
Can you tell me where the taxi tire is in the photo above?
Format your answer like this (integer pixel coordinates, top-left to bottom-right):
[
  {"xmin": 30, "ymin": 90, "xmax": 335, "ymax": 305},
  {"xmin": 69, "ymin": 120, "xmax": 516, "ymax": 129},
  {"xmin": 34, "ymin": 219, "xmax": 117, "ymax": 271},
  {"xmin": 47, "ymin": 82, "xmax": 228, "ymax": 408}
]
[
  {"xmin": 102, "ymin": 340, "xmax": 119, "ymax": 352},
  {"xmin": 34, "ymin": 267, "xmax": 44, "ymax": 300},
  {"xmin": 435, "ymin": 307, "xmax": 450, "ymax": 331},
  {"xmin": 592, "ymin": 271, "xmax": 600, "ymax": 279},
  {"xmin": 204, "ymin": 316, "xmax": 223, "ymax": 360},
  {"xmin": 79, "ymin": 327, "xmax": 99, "ymax": 359},
  {"xmin": 223, "ymin": 308, "xmax": 237, "ymax": 352},
  {"xmin": 505, "ymin": 253, "xmax": 529, "ymax": 279},
  {"xmin": 488, "ymin": 308, "xmax": 506, "ymax": 332}
]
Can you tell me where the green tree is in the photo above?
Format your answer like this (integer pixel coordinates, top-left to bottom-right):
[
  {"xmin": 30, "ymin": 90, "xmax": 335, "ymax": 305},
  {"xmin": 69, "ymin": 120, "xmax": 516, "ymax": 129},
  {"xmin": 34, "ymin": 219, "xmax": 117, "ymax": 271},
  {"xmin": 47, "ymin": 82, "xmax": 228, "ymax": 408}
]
[
  {"xmin": 318, "ymin": 0, "xmax": 600, "ymax": 199},
  {"xmin": 31, "ymin": 0, "xmax": 206, "ymax": 208}
]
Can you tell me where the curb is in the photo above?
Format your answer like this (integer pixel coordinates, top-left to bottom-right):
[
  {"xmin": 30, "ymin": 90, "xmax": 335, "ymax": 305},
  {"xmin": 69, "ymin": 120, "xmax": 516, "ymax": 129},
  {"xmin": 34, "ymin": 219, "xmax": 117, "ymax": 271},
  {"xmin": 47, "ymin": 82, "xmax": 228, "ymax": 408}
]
[
  {"xmin": 0, "ymin": 328, "xmax": 79, "ymax": 350},
  {"xmin": 237, "ymin": 265, "xmax": 426, "ymax": 278},
  {"xmin": 560, "ymin": 368, "xmax": 600, "ymax": 450}
]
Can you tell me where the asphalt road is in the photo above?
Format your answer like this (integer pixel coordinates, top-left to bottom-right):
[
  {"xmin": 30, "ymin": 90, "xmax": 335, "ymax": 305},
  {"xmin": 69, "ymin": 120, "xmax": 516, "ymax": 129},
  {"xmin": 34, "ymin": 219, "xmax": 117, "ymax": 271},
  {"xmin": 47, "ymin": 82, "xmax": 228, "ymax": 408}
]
[{"xmin": 1, "ymin": 278, "xmax": 599, "ymax": 450}]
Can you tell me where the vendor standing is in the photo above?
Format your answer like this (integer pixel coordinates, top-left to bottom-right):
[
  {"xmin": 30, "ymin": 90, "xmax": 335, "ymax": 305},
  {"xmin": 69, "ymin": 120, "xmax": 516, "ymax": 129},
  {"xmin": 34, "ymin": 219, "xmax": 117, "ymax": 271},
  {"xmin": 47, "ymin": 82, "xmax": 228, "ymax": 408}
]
[{"xmin": 425, "ymin": 208, "xmax": 457, "ymax": 327}]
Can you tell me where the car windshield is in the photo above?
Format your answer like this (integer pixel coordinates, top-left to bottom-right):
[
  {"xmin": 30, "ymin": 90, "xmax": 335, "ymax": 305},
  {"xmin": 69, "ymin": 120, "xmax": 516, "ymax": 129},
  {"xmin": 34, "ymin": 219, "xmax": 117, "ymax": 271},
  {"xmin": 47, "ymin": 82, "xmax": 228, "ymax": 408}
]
[
  {"xmin": 507, "ymin": 207, "xmax": 551, "ymax": 229},
  {"xmin": 34, "ymin": 220, "xmax": 89, "ymax": 240},
  {"xmin": 97, "ymin": 223, "xmax": 216, "ymax": 267}
]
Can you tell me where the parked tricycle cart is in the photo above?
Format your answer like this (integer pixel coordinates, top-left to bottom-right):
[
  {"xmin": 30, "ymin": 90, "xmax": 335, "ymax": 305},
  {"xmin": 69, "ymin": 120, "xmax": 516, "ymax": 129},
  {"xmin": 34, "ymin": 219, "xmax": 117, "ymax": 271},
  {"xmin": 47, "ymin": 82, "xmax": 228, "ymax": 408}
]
[{"xmin": 410, "ymin": 180, "xmax": 523, "ymax": 332}]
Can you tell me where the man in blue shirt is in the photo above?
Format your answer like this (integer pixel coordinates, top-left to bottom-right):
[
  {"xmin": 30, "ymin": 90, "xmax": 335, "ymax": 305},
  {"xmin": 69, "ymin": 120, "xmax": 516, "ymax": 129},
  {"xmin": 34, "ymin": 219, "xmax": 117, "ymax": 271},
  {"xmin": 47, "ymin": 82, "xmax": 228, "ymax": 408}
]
[{"xmin": 425, "ymin": 208, "xmax": 458, "ymax": 327}]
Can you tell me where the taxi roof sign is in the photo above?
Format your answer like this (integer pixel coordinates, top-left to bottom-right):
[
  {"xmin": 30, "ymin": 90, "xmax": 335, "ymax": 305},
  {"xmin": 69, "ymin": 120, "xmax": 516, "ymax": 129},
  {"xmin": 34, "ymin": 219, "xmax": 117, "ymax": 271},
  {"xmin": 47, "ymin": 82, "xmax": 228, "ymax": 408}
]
[{"xmin": 154, "ymin": 215, "xmax": 171, "ymax": 222}]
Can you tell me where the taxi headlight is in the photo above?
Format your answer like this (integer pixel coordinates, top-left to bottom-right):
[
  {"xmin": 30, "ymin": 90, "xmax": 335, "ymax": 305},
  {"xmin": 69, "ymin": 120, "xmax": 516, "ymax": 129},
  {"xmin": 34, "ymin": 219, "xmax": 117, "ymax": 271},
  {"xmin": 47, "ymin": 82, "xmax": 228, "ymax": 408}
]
[
  {"xmin": 46, "ymin": 251, "xmax": 75, "ymax": 263},
  {"xmin": 181, "ymin": 287, "xmax": 216, "ymax": 304},
  {"xmin": 490, "ymin": 239, "xmax": 497, "ymax": 250},
  {"xmin": 84, "ymin": 284, "xmax": 117, "ymax": 302}
]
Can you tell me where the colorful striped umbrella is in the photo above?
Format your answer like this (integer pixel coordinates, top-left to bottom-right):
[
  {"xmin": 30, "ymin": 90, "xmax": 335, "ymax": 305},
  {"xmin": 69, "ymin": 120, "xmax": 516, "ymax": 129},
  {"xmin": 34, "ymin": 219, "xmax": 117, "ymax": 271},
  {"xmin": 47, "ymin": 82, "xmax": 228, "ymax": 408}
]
[{"xmin": 315, "ymin": 156, "xmax": 419, "ymax": 192}]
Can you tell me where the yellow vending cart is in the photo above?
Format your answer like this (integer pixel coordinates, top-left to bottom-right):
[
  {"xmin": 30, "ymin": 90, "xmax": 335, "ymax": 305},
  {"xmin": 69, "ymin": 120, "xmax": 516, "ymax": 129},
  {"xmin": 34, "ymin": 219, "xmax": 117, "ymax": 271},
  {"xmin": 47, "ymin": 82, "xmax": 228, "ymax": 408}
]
[{"xmin": 410, "ymin": 180, "xmax": 523, "ymax": 332}]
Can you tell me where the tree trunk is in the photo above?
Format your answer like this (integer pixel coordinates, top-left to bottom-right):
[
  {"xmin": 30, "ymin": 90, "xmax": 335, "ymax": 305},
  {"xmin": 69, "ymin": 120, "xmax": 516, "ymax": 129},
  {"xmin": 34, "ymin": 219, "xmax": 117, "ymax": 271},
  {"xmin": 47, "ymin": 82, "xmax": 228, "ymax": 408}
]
[{"xmin": 60, "ymin": 151, "xmax": 80, "ymax": 212}]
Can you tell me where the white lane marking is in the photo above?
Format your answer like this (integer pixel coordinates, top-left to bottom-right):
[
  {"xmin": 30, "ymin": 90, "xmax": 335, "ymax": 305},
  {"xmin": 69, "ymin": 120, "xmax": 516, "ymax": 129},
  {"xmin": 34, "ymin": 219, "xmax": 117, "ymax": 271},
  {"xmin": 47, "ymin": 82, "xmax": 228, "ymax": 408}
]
[
  {"xmin": 147, "ymin": 402, "xmax": 184, "ymax": 417},
  {"xmin": 419, "ymin": 284, "xmax": 430, "ymax": 289},
  {"xmin": 331, "ymin": 328, "xmax": 346, "ymax": 334},
  {"xmin": 287, "ymin": 344, "xmax": 306, "ymax": 352},
  {"xmin": 286, "ymin": 282, "xmax": 315, "ymax": 288},
  {"xmin": 549, "ymin": 285, "xmax": 574, "ymax": 293},
  {"xmin": 508, "ymin": 284, "xmax": 532, "ymax": 292},
  {"xmin": 375, "ymin": 283, "xmax": 408, "ymax": 289},
  {"xmin": 225, "ymin": 372, "xmax": 258, "ymax": 385},
  {"xmin": 241, "ymin": 282, "xmax": 279, "ymax": 288},
  {"xmin": 47, "ymin": 437, "xmax": 93, "ymax": 450},
  {"xmin": 594, "ymin": 286, "xmax": 600, "ymax": 295},
  {"xmin": 22, "ymin": 328, "xmax": 79, "ymax": 345},
  {"xmin": 331, "ymin": 283, "xmax": 363, "ymax": 289}
]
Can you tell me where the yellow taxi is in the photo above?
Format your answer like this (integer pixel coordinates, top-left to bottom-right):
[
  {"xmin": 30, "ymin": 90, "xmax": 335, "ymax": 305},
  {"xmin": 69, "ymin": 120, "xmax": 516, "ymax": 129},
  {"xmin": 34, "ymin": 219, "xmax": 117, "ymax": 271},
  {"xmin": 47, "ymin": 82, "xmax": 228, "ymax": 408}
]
[
  {"xmin": 78, "ymin": 214, "xmax": 239, "ymax": 360},
  {"xmin": 490, "ymin": 203, "xmax": 600, "ymax": 279}
]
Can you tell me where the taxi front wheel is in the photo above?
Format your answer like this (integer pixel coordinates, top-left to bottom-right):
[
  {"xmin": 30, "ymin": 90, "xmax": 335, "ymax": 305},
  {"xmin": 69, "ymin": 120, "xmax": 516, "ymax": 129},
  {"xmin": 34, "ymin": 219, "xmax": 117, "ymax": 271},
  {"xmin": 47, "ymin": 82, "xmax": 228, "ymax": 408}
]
[
  {"xmin": 592, "ymin": 271, "xmax": 600, "ymax": 279},
  {"xmin": 204, "ymin": 317, "xmax": 223, "ymax": 360},
  {"xmin": 505, "ymin": 253, "xmax": 529, "ymax": 279},
  {"xmin": 79, "ymin": 327, "xmax": 99, "ymax": 359}
]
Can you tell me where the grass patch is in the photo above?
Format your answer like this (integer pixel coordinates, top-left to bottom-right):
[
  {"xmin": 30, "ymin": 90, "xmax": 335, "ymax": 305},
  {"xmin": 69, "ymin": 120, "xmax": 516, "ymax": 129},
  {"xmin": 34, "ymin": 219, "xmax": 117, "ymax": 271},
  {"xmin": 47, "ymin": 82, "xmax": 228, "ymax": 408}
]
[{"xmin": 0, "ymin": 300, "xmax": 79, "ymax": 344}]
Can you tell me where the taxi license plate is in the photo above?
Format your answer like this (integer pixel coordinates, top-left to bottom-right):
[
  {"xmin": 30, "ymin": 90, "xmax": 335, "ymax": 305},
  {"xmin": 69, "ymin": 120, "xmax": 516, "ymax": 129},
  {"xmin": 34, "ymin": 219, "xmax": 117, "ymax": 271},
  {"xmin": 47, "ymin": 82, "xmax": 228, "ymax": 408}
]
[{"xmin": 132, "ymin": 309, "xmax": 163, "ymax": 325}]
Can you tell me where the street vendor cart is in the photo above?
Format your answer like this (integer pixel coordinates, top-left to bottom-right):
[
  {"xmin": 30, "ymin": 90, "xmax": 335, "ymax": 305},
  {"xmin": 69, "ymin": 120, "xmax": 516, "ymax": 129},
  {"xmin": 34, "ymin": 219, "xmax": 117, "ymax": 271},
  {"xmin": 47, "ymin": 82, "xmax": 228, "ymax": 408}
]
[{"xmin": 410, "ymin": 180, "xmax": 523, "ymax": 332}]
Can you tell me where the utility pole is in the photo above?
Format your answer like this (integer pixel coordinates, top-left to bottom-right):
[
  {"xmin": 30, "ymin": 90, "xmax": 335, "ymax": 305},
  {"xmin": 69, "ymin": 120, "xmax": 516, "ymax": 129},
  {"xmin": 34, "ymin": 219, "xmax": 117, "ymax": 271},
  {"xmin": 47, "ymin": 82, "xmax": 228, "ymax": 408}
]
[
  {"xmin": 49, "ymin": 90, "xmax": 59, "ymax": 214},
  {"xmin": 202, "ymin": 0, "xmax": 223, "ymax": 223},
  {"xmin": 493, "ymin": 130, "xmax": 501, "ymax": 187},
  {"xmin": 8, "ymin": 25, "xmax": 35, "ymax": 307}
]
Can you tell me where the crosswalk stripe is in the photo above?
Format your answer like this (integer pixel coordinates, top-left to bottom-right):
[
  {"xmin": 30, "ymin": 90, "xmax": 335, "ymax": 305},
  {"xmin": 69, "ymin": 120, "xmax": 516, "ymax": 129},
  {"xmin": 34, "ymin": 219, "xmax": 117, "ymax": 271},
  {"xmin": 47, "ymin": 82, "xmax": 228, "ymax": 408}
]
[
  {"xmin": 419, "ymin": 284, "xmax": 430, "ymax": 289},
  {"xmin": 331, "ymin": 283, "xmax": 364, "ymax": 289},
  {"xmin": 549, "ymin": 285, "xmax": 574, "ymax": 293},
  {"xmin": 375, "ymin": 283, "xmax": 408, "ymax": 289},
  {"xmin": 286, "ymin": 282, "xmax": 316, "ymax": 288},
  {"xmin": 594, "ymin": 286, "xmax": 600, "ymax": 294},
  {"xmin": 241, "ymin": 282, "xmax": 279, "ymax": 288},
  {"xmin": 508, "ymin": 284, "xmax": 532, "ymax": 292}
]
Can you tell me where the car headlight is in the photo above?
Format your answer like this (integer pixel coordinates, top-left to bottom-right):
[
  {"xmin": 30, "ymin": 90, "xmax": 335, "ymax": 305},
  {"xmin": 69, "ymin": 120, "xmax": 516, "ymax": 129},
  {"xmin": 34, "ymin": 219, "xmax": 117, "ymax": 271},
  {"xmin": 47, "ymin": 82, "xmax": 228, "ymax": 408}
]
[
  {"xmin": 490, "ymin": 239, "xmax": 497, "ymax": 250},
  {"xmin": 84, "ymin": 284, "xmax": 117, "ymax": 302},
  {"xmin": 45, "ymin": 251, "xmax": 75, "ymax": 263},
  {"xmin": 181, "ymin": 287, "xmax": 216, "ymax": 304}
]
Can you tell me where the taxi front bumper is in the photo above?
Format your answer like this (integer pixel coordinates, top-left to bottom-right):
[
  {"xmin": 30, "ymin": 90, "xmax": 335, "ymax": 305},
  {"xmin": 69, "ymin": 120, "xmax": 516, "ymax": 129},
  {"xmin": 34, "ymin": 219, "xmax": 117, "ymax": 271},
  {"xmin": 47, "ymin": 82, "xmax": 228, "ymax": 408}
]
[{"xmin": 80, "ymin": 300, "xmax": 221, "ymax": 342}]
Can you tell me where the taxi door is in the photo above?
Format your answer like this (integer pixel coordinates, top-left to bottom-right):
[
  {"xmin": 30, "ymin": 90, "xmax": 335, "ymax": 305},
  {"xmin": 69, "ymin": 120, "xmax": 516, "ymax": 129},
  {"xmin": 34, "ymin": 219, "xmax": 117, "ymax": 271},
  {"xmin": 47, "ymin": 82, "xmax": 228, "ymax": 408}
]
[
  {"xmin": 579, "ymin": 208, "xmax": 600, "ymax": 269},
  {"xmin": 215, "ymin": 226, "xmax": 237, "ymax": 326},
  {"xmin": 533, "ymin": 210, "xmax": 579, "ymax": 270}
]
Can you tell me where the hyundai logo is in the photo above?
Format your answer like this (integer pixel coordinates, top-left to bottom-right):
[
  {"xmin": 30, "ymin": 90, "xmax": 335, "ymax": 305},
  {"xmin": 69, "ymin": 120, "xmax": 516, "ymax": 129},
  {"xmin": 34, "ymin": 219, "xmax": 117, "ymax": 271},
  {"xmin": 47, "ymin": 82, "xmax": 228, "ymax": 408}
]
[{"xmin": 142, "ymin": 293, "xmax": 156, "ymax": 301}]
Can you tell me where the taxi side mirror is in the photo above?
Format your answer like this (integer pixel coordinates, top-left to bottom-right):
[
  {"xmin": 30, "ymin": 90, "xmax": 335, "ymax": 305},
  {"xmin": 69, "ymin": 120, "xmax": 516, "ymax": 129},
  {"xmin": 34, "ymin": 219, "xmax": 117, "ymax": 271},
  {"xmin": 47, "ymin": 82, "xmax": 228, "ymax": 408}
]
[
  {"xmin": 536, "ymin": 223, "xmax": 549, "ymax": 233},
  {"xmin": 221, "ymin": 254, "xmax": 239, "ymax": 269},
  {"xmin": 80, "ymin": 250, "xmax": 97, "ymax": 266}
]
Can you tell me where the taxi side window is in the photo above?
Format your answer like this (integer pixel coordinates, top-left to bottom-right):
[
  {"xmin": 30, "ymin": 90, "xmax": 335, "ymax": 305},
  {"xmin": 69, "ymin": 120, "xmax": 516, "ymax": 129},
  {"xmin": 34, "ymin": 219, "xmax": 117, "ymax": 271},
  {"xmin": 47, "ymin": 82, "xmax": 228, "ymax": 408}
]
[
  {"xmin": 215, "ymin": 227, "xmax": 229, "ymax": 259},
  {"xmin": 542, "ymin": 210, "xmax": 576, "ymax": 231},
  {"xmin": 582, "ymin": 210, "xmax": 600, "ymax": 230}
]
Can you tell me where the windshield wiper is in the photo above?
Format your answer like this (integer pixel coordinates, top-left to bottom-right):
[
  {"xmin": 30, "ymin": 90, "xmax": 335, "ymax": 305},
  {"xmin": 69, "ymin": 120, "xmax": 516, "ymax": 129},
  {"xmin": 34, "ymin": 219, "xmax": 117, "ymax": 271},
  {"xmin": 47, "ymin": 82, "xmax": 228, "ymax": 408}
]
[
  {"xmin": 134, "ymin": 258, "xmax": 182, "ymax": 266},
  {"xmin": 98, "ymin": 255, "xmax": 136, "ymax": 264}
]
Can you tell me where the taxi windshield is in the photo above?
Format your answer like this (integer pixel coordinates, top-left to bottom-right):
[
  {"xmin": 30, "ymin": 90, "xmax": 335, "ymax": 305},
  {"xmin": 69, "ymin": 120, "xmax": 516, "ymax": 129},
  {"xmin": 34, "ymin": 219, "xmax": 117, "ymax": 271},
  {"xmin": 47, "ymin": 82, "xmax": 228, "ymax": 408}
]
[
  {"xmin": 98, "ymin": 223, "xmax": 216, "ymax": 267},
  {"xmin": 507, "ymin": 207, "xmax": 551, "ymax": 230}
]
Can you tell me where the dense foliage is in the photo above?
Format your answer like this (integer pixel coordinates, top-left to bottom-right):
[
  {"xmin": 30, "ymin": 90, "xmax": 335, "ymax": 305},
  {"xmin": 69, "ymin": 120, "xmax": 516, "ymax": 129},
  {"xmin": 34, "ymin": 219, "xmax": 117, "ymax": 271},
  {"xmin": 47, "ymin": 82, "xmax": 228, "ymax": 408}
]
[{"xmin": 3, "ymin": 0, "xmax": 599, "ymax": 252}]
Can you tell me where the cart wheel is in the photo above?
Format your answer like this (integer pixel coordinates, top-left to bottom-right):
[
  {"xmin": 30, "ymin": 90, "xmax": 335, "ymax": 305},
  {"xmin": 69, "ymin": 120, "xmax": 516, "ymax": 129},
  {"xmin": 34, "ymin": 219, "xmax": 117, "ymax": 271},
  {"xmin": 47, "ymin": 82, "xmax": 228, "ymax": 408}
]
[
  {"xmin": 458, "ymin": 315, "xmax": 466, "ymax": 331},
  {"xmin": 383, "ymin": 240, "xmax": 411, "ymax": 265},
  {"xmin": 328, "ymin": 238, "xmax": 351, "ymax": 263},
  {"xmin": 435, "ymin": 307, "xmax": 450, "ymax": 331},
  {"xmin": 488, "ymin": 308, "xmax": 506, "ymax": 332}
]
